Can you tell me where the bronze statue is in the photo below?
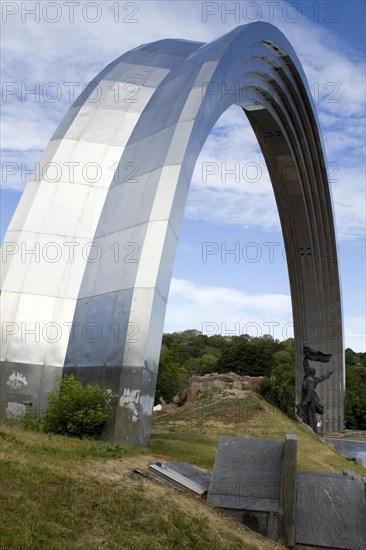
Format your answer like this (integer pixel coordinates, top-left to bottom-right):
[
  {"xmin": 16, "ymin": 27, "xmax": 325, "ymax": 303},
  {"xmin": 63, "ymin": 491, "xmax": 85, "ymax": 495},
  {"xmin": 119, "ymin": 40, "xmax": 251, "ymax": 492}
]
[{"xmin": 300, "ymin": 345, "xmax": 333, "ymax": 433}]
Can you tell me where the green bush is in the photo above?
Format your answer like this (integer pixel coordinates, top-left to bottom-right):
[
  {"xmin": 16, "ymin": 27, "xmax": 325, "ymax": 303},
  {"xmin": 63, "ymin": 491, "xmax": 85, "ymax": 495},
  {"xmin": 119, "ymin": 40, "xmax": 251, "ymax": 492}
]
[
  {"xmin": 22, "ymin": 411, "xmax": 42, "ymax": 432},
  {"xmin": 42, "ymin": 375, "xmax": 110, "ymax": 438},
  {"xmin": 259, "ymin": 363, "xmax": 297, "ymax": 418}
]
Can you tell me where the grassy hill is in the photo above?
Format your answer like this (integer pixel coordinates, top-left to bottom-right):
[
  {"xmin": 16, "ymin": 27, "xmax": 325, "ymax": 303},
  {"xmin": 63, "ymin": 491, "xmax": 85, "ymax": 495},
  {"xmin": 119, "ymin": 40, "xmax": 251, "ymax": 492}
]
[
  {"xmin": 1, "ymin": 388, "xmax": 364, "ymax": 549},
  {"xmin": 151, "ymin": 388, "xmax": 366, "ymax": 474}
]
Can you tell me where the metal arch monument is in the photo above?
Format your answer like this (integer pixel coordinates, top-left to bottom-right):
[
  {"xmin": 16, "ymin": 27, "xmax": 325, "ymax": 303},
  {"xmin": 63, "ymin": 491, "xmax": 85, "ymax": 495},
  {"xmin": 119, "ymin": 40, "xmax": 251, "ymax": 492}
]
[{"xmin": 0, "ymin": 23, "xmax": 344, "ymax": 445}]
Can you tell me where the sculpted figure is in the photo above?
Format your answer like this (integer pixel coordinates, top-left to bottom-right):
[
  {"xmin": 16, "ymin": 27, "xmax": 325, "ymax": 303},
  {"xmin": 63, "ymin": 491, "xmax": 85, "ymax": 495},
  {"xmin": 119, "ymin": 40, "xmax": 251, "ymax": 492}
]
[{"xmin": 300, "ymin": 346, "xmax": 333, "ymax": 433}]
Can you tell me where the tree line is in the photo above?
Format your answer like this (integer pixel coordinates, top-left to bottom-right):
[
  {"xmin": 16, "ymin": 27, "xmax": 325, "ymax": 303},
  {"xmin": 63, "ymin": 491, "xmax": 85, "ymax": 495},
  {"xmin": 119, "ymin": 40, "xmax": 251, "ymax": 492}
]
[{"xmin": 156, "ymin": 330, "xmax": 366, "ymax": 430}]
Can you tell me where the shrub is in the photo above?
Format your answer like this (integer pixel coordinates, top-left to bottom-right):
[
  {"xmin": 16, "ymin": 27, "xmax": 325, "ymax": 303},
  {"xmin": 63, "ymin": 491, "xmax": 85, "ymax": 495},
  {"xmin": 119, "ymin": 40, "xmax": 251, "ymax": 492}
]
[
  {"xmin": 22, "ymin": 411, "xmax": 42, "ymax": 432},
  {"xmin": 42, "ymin": 375, "xmax": 110, "ymax": 438},
  {"xmin": 259, "ymin": 363, "xmax": 297, "ymax": 418}
]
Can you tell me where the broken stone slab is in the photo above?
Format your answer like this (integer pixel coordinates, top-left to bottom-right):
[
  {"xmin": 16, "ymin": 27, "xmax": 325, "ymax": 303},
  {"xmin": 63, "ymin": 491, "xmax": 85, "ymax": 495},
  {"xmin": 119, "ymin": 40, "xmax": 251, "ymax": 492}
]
[
  {"xmin": 207, "ymin": 435, "xmax": 283, "ymax": 512},
  {"xmin": 148, "ymin": 461, "xmax": 211, "ymax": 495},
  {"xmin": 296, "ymin": 471, "xmax": 366, "ymax": 549},
  {"xmin": 206, "ymin": 435, "xmax": 297, "ymax": 542}
]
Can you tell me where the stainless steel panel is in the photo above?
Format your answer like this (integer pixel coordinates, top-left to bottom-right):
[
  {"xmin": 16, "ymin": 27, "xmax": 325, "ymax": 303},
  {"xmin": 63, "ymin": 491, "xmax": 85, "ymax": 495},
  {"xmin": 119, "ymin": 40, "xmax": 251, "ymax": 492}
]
[
  {"xmin": 78, "ymin": 226, "xmax": 140, "ymax": 298},
  {"xmin": 121, "ymin": 287, "xmax": 166, "ymax": 371},
  {"xmin": 43, "ymin": 298, "xmax": 76, "ymax": 367},
  {"xmin": 105, "ymin": 288, "xmax": 136, "ymax": 367},
  {"xmin": 1, "ymin": 230, "xmax": 23, "ymax": 287},
  {"xmin": 62, "ymin": 105, "xmax": 96, "ymax": 141},
  {"xmin": 194, "ymin": 61, "xmax": 219, "ymax": 86},
  {"xmin": 110, "ymin": 111, "xmax": 140, "ymax": 147},
  {"xmin": 21, "ymin": 181, "xmax": 57, "ymax": 233},
  {"xmin": 165, "ymin": 120, "xmax": 196, "ymax": 166},
  {"xmin": 81, "ymin": 108, "xmax": 128, "ymax": 144},
  {"xmin": 58, "ymin": 237, "xmax": 94, "ymax": 298},
  {"xmin": 6, "ymin": 181, "xmax": 39, "ymax": 232},
  {"xmin": 180, "ymin": 87, "xmax": 207, "ymax": 122},
  {"xmin": 1, "ymin": 230, "xmax": 37, "ymax": 292},
  {"xmin": 0, "ymin": 291, "xmax": 21, "ymax": 361},
  {"xmin": 21, "ymin": 233, "xmax": 70, "ymax": 297},
  {"xmin": 64, "ymin": 289, "xmax": 134, "ymax": 368},
  {"xmin": 74, "ymin": 187, "xmax": 108, "ymax": 238},
  {"xmin": 39, "ymin": 364, "xmax": 63, "ymax": 410},
  {"xmin": 40, "ymin": 183, "xmax": 90, "ymax": 236},
  {"xmin": 6, "ymin": 293, "xmax": 57, "ymax": 365},
  {"xmin": 128, "ymin": 94, "xmax": 188, "ymax": 143},
  {"xmin": 97, "ymin": 81, "xmax": 155, "ymax": 113},
  {"xmin": 115, "ymin": 126, "xmax": 176, "ymax": 180},
  {"xmin": 148, "ymin": 65, "xmax": 202, "ymax": 107},
  {"xmin": 66, "ymin": 141, "xmax": 109, "ymax": 185},
  {"xmin": 149, "ymin": 165, "xmax": 189, "ymax": 236},
  {"xmin": 134, "ymin": 220, "xmax": 177, "ymax": 301},
  {"xmin": 96, "ymin": 168, "xmax": 162, "ymax": 235}
]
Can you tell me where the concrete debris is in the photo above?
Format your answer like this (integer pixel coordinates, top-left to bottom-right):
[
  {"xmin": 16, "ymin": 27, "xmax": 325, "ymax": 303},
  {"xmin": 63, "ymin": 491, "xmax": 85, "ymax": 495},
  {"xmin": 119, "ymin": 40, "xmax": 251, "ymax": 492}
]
[{"xmin": 147, "ymin": 461, "xmax": 211, "ymax": 496}]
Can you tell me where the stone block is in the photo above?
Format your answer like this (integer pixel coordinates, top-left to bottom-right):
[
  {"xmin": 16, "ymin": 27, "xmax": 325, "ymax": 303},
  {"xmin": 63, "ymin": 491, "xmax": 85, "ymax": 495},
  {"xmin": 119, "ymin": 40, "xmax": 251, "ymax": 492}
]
[
  {"xmin": 296, "ymin": 471, "xmax": 366, "ymax": 549},
  {"xmin": 207, "ymin": 436, "xmax": 283, "ymax": 512}
]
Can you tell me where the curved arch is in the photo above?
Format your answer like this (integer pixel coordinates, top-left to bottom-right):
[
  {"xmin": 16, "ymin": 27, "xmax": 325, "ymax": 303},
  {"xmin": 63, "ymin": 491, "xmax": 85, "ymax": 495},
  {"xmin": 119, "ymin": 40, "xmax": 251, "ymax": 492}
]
[{"xmin": 0, "ymin": 23, "xmax": 344, "ymax": 444}]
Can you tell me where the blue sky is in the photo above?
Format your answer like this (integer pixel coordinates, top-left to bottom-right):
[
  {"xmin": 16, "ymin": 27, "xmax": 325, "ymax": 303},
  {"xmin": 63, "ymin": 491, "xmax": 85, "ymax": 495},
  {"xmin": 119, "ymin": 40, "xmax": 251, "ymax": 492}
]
[{"xmin": 1, "ymin": 0, "xmax": 365, "ymax": 350}]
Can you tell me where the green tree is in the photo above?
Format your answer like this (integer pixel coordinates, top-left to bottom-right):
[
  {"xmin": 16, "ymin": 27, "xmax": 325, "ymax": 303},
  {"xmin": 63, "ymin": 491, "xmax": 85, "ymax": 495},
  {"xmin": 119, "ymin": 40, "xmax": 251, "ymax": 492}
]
[
  {"xmin": 345, "ymin": 347, "xmax": 360, "ymax": 366},
  {"xmin": 184, "ymin": 354, "xmax": 218, "ymax": 376},
  {"xmin": 206, "ymin": 334, "xmax": 229, "ymax": 353},
  {"xmin": 280, "ymin": 338, "xmax": 295, "ymax": 354},
  {"xmin": 216, "ymin": 336, "xmax": 248, "ymax": 373},
  {"xmin": 167, "ymin": 330, "xmax": 207, "ymax": 364},
  {"xmin": 155, "ymin": 343, "xmax": 189, "ymax": 403},
  {"xmin": 259, "ymin": 363, "xmax": 297, "ymax": 418},
  {"xmin": 217, "ymin": 336, "xmax": 273, "ymax": 376},
  {"xmin": 155, "ymin": 362, "xmax": 188, "ymax": 404},
  {"xmin": 42, "ymin": 375, "xmax": 109, "ymax": 438},
  {"xmin": 273, "ymin": 350, "xmax": 293, "ymax": 367},
  {"xmin": 345, "ymin": 366, "xmax": 366, "ymax": 429}
]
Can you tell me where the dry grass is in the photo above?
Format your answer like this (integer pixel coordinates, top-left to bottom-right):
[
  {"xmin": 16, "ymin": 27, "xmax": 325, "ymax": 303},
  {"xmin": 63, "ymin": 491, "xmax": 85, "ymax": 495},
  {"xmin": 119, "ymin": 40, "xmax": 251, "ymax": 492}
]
[
  {"xmin": 1, "ymin": 388, "xmax": 364, "ymax": 549},
  {"xmin": 0, "ymin": 423, "xmax": 285, "ymax": 550},
  {"xmin": 151, "ymin": 389, "xmax": 366, "ymax": 475}
]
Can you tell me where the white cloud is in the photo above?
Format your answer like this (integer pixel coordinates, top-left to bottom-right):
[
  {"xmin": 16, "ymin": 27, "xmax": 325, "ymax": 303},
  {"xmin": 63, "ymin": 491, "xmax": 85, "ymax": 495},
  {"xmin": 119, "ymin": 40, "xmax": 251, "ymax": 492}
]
[
  {"xmin": 343, "ymin": 317, "xmax": 366, "ymax": 353},
  {"xmin": 331, "ymin": 165, "xmax": 366, "ymax": 241},
  {"xmin": 164, "ymin": 277, "xmax": 293, "ymax": 340},
  {"xmin": 187, "ymin": 106, "xmax": 279, "ymax": 230},
  {"xmin": 164, "ymin": 278, "xmax": 366, "ymax": 350},
  {"xmin": 186, "ymin": 107, "xmax": 365, "ymax": 241}
]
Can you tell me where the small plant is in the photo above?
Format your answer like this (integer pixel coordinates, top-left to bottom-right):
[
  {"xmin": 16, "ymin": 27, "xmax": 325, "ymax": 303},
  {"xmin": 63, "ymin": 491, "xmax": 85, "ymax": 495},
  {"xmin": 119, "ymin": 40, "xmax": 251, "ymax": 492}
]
[
  {"xmin": 42, "ymin": 375, "xmax": 110, "ymax": 439},
  {"xmin": 89, "ymin": 442, "xmax": 126, "ymax": 458},
  {"xmin": 22, "ymin": 411, "xmax": 43, "ymax": 432}
]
